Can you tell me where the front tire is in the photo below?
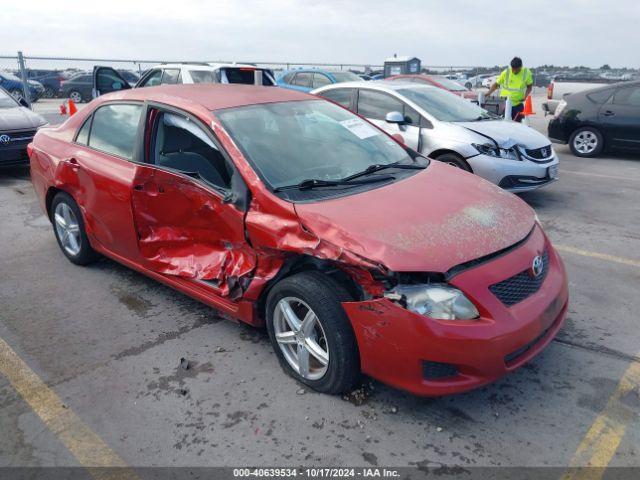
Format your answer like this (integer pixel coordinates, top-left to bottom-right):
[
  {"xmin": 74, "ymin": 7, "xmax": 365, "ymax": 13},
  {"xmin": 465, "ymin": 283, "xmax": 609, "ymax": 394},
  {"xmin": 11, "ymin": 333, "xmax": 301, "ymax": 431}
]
[
  {"xmin": 436, "ymin": 152, "xmax": 472, "ymax": 172},
  {"xmin": 50, "ymin": 192, "xmax": 99, "ymax": 265},
  {"xmin": 569, "ymin": 127, "xmax": 603, "ymax": 157},
  {"xmin": 266, "ymin": 271, "xmax": 360, "ymax": 394}
]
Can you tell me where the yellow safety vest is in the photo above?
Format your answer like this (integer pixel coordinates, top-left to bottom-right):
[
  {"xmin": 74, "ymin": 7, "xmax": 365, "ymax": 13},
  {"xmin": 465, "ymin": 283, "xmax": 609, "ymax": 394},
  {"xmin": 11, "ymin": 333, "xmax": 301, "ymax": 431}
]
[{"xmin": 498, "ymin": 67, "xmax": 532, "ymax": 106}]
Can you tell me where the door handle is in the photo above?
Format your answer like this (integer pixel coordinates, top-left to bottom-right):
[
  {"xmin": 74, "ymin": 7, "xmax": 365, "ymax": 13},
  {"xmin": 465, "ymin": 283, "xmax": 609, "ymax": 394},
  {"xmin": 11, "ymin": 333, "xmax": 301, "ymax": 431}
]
[
  {"xmin": 133, "ymin": 182, "xmax": 164, "ymax": 194},
  {"xmin": 602, "ymin": 110, "xmax": 615, "ymax": 116},
  {"xmin": 134, "ymin": 184, "xmax": 144, "ymax": 191}
]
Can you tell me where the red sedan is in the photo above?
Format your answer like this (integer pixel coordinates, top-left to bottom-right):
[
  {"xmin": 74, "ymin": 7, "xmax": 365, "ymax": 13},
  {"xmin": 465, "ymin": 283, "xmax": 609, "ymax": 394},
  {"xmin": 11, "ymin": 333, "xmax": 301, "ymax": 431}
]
[
  {"xmin": 28, "ymin": 83, "xmax": 568, "ymax": 397},
  {"xmin": 386, "ymin": 74, "xmax": 478, "ymax": 100}
]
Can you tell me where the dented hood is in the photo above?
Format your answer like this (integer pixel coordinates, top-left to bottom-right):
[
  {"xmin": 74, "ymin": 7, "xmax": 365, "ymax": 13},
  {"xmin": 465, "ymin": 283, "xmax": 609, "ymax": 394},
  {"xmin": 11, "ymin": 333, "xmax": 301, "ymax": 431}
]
[
  {"xmin": 458, "ymin": 119, "xmax": 550, "ymax": 149},
  {"xmin": 294, "ymin": 162, "xmax": 535, "ymax": 273}
]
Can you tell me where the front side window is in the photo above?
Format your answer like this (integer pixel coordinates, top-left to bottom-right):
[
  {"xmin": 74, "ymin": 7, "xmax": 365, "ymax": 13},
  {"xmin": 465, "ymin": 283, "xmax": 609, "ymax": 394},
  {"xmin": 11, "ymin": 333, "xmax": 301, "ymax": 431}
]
[
  {"xmin": 398, "ymin": 87, "xmax": 495, "ymax": 122},
  {"xmin": 140, "ymin": 70, "xmax": 162, "ymax": 87},
  {"xmin": 357, "ymin": 90, "xmax": 404, "ymax": 120},
  {"xmin": 318, "ymin": 88, "xmax": 354, "ymax": 108},
  {"xmin": 152, "ymin": 112, "xmax": 232, "ymax": 190},
  {"xmin": 161, "ymin": 69, "xmax": 181, "ymax": 85},
  {"xmin": 329, "ymin": 72, "xmax": 361, "ymax": 83},
  {"xmin": 216, "ymin": 100, "xmax": 413, "ymax": 191},
  {"xmin": 88, "ymin": 104, "xmax": 142, "ymax": 159},
  {"xmin": 613, "ymin": 86, "xmax": 640, "ymax": 107},
  {"xmin": 312, "ymin": 73, "xmax": 331, "ymax": 89},
  {"xmin": 292, "ymin": 72, "xmax": 312, "ymax": 87}
]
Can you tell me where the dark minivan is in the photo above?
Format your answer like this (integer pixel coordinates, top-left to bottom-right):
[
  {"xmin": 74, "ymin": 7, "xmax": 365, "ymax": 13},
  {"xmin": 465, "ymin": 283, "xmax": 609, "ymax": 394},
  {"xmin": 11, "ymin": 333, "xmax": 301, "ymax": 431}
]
[{"xmin": 548, "ymin": 80, "xmax": 640, "ymax": 157}]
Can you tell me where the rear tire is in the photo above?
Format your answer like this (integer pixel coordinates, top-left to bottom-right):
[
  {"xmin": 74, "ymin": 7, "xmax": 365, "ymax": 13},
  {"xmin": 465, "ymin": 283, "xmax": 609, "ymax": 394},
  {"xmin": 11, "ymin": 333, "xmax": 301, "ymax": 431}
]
[
  {"xmin": 569, "ymin": 127, "xmax": 603, "ymax": 157},
  {"xmin": 266, "ymin": 271, "xmax": 360, "ymax": 394},
  {"xmin": 50, "ymin": 192, "xmax": 99, "ymax": 265},
  {"xmin": 435, "ymin": 152, "xmax": 472, "ymax": 172},
  {"xmin": 69, "ymin": 90, "xmax": 84, "ymax": 103}
]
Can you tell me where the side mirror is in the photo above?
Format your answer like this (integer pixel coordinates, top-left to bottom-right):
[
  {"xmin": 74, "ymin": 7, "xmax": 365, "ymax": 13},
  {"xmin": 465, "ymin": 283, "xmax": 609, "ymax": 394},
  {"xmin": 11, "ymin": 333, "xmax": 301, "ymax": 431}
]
[
  {"xmin": 385, "ymin": 111, "xmax": 405, "ymax": 124},
  {"xmin": 18, "ymin": 98, "xmax": 29, "ymax": 108}
]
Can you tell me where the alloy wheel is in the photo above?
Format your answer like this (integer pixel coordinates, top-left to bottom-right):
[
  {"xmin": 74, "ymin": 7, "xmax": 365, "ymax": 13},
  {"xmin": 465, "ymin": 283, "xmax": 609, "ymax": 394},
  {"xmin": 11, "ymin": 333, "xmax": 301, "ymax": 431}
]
[
  {"xmin": 54, "ymin": 202, "xmax": 81, "ymax": 256},
  {"xmin": 69, "ymin": 91, "xmax": 82, "ymax": 103},
  {"xmin": 573, "ymin": 131, "xmax": 598, "ymax": 154},
  {"xmin": 273, "ymin": 297, "xmax": 329, "ymax": 380}
]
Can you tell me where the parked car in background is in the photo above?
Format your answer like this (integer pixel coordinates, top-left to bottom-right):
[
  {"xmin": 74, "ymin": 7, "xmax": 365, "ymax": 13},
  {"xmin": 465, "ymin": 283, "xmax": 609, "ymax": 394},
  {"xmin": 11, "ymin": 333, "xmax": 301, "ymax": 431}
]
[
  {"xmin": 542, "ymin": 76, "xmax": 626, "ymax": 115},
  {"xmin": 386, "ymin": 74, "xmax": 477, "ymax": 100},
  {"xmin": 92, "ymin": 63, "xmax": 276, "ymax": 97},
  {"xmin": 277, "ymin": 69, "xmax": 361, "ymax": 92},
  {"xmin": 314, "ymin": 82, "xmax": 559, "ymax": 192},
  {"xmin": 0, "ymin": 72, "xmax": 41, "ymax": 103},
  {"xmin": 59, "ymin": 72, "xmax": 92, "ymax": 103},
  {"xmin": 29, "ymin": 83, "xmax": 568, "ymax": 397},
  {"xmin": 0, "ymin": 86, "xmax": 47, "ymax": 166},
  {"xmin": 23, "ymin": 69, "xmax": 66, "ymax": 98},
  {"xmin": 464, "ymin": 74, "xmax": 494, "ymax": 89},
  {"xmin": 548, "ymin": 80, "xmax": 640, "ymax": 157}
]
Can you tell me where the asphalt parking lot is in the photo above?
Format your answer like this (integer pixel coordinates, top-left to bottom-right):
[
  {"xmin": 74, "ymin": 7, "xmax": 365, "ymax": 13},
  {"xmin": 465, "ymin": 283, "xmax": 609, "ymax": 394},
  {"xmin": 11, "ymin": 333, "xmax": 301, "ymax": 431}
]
[{"xmin": 1, "ymin": 97, "xmax": 639, "ymax": 473}]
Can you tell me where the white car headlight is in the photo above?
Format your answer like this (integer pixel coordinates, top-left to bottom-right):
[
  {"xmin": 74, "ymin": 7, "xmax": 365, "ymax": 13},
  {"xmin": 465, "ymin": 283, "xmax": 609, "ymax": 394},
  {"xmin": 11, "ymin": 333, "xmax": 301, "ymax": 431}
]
[
  {"xmin": 386, "ymin": 284, "xmax": 480, "ymax": 320},
  {"xmin": 472, "ymin": 143, "xmax": 519, "ymax": 160}
]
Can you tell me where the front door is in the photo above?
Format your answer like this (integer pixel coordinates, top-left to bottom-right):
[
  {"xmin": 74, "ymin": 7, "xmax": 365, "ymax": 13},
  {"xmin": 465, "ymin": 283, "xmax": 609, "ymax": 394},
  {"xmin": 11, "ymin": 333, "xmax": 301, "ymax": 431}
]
[
  {"xmin": 92, "ymin": 66, "xmax": 132, "ymax": 98},
  {"xmin": 600, "ymin": 85, "xmax": 640, "ymax": 150},
  {"xmin": 131, "ymin": 107, "xmax": 256, "ymax": 298},
  {"xmin": 356, "ymin": 89, "xmax": 422, "ymax": 151}
]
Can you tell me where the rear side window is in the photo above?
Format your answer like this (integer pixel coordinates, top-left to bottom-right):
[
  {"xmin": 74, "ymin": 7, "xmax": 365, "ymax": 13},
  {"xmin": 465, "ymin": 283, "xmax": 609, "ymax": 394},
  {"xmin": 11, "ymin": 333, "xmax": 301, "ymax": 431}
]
[
  {"xmin": 75, "ymin": 117, "xmax": 92, "ymax": 145},
  {"xmin": 586, "ymin": 89, "xmax": 613, "ymax": 104},
  {"xmin": 88, "ymin": 104, "xmax": 142, "ymax": 160},
  {"xmin": 282, "ymin": 72, "xmax": 295, "ymax": 83},
  {"xmin": 357, "ymin": 90, "xmax": 404, "ymax": 120},
  {"xmin": 190, "ymin": 70, "xmax": 216, "ymax": 84},
  {"xmin": 318, "ymin": 88, "xmax": 354, "ymax": 108},
  {"xmin": 292, "ymin": 72, "xmax": 312, "ymax": 87},
  {"xmin": 161, "ymin": 69, "xmax": 181, "ymax": 84},
  {"xmin": 220, "ymin": 68, "xmax": 274, "ymax": 86}
]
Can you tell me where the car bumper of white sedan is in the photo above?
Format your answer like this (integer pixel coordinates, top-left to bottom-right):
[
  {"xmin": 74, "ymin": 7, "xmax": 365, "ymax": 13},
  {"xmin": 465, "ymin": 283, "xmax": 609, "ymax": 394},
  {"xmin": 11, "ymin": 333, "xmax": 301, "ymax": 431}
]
[{"xmin": 466, "ymin": 153, "xmax": 559, "ymax": 193}]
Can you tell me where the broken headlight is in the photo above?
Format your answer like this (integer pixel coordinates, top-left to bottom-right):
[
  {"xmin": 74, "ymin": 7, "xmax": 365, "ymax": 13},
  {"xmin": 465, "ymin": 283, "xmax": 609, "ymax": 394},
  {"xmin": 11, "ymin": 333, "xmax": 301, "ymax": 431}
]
[
  {"xmin": 386, "ymin": 284, "xmax": 479, "ymax": 320},
  {"xmin": 472, "ymin": 143, "xmax": 519, "ymax": 160}
]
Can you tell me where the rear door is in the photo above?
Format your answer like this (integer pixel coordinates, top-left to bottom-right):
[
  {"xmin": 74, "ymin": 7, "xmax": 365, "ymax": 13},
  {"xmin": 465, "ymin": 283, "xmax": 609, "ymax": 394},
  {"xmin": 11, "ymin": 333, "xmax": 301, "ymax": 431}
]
[
  {"xmin": 599, "ymin": 85, "xmax": 640, "ymax": 150},
  {"xmin": 131, "ymin": 105, "xmax": 255, "ymax": 297},
  {"xmin": 92, "ymin": 66, "xmax": 132, "ymax": 98},
  {"xmin": 68, "ymin": 102, "xmax": 144, "ymax": 258},
  {"xmin": 356, "ymin": 89, "xmax": 422, "ymax": 151}
]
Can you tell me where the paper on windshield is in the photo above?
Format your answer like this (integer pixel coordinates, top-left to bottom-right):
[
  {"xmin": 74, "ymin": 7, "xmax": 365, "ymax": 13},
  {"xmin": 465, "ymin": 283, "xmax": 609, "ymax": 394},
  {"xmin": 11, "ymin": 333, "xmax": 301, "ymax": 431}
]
[{"xmin": 339, "ymin": 118, "xmax": 380, "ymax": 140}]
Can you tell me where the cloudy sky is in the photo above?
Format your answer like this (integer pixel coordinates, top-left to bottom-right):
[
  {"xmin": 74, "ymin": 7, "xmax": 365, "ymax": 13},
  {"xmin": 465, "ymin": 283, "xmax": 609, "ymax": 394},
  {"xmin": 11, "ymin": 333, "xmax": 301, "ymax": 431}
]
[{"xmin": 3, "ymin": 0, "xmax": 638, "ymax": 68}]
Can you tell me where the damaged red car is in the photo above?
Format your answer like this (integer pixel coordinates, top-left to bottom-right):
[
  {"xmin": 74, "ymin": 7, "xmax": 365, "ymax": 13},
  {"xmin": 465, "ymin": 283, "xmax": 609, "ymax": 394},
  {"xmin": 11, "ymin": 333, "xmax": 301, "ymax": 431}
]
[{"xmin": 29, "ymin": 82, "xmax": 568, "ymax": 397}]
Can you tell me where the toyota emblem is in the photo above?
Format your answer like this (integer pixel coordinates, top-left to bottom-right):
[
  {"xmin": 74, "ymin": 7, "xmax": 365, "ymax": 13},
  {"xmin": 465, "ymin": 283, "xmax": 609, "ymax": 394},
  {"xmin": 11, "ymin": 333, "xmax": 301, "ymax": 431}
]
[
  {"xmin": 0, "ymin": 134, "xmax": 10, "ymax": 146},
  {"xmin": 531, "ymin": 255, "xmax": 544, "ymax": 278}
]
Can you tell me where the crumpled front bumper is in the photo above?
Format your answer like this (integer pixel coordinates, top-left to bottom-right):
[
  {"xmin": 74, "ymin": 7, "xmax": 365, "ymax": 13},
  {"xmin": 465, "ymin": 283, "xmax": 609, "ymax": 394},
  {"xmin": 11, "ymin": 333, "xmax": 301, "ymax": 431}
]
[
  {"xmin": 467, "ymin": 152, "xmax": 559, "ymax": 192},
  {"xmin": 341, "ymin": 226, "xmax": 568, "ymax": 397}
]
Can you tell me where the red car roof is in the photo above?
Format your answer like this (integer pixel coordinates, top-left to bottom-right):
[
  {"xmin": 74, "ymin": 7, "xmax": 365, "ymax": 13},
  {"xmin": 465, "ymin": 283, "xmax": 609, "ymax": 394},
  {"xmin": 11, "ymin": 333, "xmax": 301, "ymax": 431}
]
[{"xmin": 100, "ymin": 84, "xmax": 313, "ymax": 110}]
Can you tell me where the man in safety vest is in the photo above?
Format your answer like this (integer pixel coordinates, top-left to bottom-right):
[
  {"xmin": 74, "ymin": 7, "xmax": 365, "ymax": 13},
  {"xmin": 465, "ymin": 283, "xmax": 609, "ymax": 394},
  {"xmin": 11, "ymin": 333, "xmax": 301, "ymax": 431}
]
[{"xmin": 486, "ymin": 57, "xmax": 533, "ymax": 122}]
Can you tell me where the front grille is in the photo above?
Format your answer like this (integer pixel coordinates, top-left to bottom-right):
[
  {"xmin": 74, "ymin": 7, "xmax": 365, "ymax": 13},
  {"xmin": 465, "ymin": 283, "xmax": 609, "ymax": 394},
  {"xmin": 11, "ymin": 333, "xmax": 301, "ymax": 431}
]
[
  {"xmin": 523, "ymin": 145, "xmax": 553, "ymax": 162},
  {"xmin": 422, "ymin": 361, "xmax": 459, "ymax": 380},
  {"xmin": 489, "ymin": 250, "xmax": 549, "ymax": 306},
  {"xmin": 0, "ymin": 129, "xmax": 36, "ymax": 148}
]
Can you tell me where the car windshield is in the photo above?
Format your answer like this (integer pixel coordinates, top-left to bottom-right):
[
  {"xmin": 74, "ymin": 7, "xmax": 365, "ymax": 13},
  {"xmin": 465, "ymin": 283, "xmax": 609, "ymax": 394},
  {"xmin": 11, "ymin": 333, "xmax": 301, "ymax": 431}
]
[
  {"xmin": 190, "ymin": 70, "xmax": 217, "ymax": 83},
  {"xmin": 432, "ymin": 76, "xmax": 467, "ymax": 91},
  {"xmin": 330, "ymin": 72, "xmax": 362, "ymax": 82},
  {"xmin": 0, "ymin": 88, "xmax": 18, "ymax": 108},
  {"xmin": 399, "ymin": 87, "xmax": 495, "ymax": 122},
  {"xmin": 216, "ymin": 99, "xmax": 413, "ymax": 190}
]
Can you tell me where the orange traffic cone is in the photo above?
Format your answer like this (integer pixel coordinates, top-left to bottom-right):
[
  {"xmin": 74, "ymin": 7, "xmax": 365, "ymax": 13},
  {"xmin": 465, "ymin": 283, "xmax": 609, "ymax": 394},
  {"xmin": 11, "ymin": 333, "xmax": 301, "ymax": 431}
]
[
  {"xmin": 59, "ymin": 102, "xmax": 67, "ymax": 115},
  {"xmin": 68, "ymin": 99, "xmax": 78, "ymax": 116},
  {"xmin": 522, "ymin": 95, "xmax": 535, "ymax": 116}
]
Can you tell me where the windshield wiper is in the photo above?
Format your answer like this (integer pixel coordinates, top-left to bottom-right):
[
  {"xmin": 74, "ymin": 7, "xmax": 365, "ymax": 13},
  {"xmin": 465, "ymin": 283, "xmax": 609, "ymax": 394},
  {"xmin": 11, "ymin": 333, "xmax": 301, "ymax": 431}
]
[
  {"xmin": 273, "ymin": 175, "xmax": 394, "ymax": 192},
  {"xmin": 344, "ymin": 161, "xmax": 425, "ymax": 181}
]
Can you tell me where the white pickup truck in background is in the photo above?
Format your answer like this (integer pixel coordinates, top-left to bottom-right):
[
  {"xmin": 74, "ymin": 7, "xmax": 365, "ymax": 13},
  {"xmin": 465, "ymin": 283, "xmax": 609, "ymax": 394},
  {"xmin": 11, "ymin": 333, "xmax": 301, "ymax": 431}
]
[{"xmin": 542, "ymin": 76, "xmax": 629, "ymax": 115}]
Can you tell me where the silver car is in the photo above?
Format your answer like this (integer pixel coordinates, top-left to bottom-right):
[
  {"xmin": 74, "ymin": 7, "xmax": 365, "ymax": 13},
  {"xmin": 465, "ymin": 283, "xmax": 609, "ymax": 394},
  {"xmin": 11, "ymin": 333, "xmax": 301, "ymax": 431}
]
[{"xmin": 312, "ymin": 82, "xmax": 559, "ymax": 192}]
